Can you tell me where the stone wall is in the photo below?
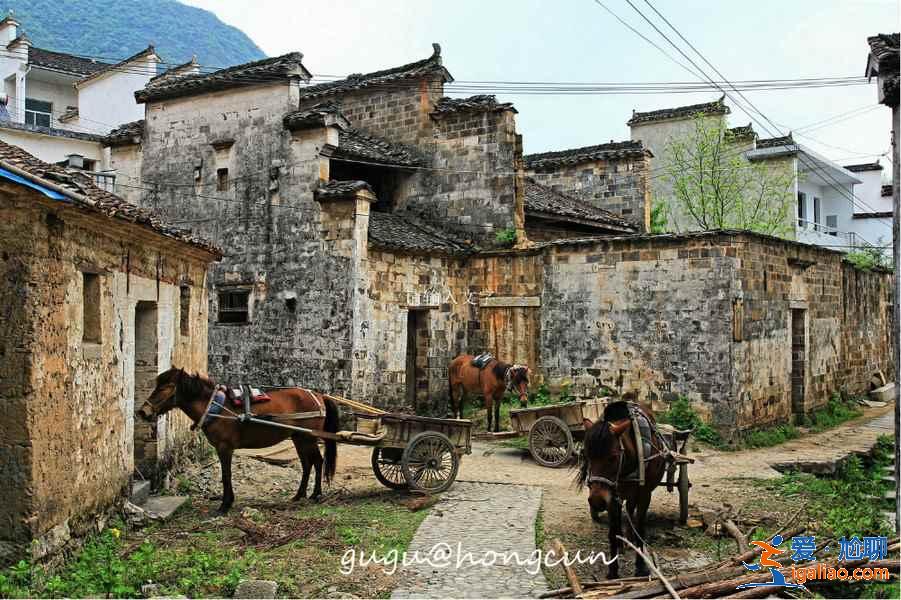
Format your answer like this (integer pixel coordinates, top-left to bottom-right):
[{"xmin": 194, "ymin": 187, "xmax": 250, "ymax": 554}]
[
  {"xmin": 0, "ymin": 186, "xmax": 211, "ymax": 560},
  {"xmin": 525, "ymin": 155, "xmax": 652, "ymax": 232},
  {"xmin": 128, "ymin": 84, "xmax": 363, "ymax": 394}
]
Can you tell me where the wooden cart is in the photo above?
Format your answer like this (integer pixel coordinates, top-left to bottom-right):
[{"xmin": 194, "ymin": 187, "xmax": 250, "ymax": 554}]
[
  {"xmin": 355, "ymin": 412, "xmax": 472, "ymax": 494},
  {"xmin": 508, "ymin": 399, "xmax": 606, "ymax": 468},
  {"xmin": 658, "ymin": 423, "xmax": 694, "ymax": 525}
]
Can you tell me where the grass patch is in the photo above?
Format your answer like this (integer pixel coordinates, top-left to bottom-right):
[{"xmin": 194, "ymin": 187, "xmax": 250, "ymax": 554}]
[
  {"xmin": 741, "ymin": 423, "xmax": 800, "ymax": 449},
  {"xmin": 766, "ymin": 435, "xmax": 894, "ymax": 538},
  {"xmin": 0, "ymin": 496, "xmax": 428, "ymax": 599},
  {"xmin": 657, "ymin": 396, "xmax": 724, "ymax": 448},
  {"xmin": 801, "ymin": 393, "xmax": 863, "ymax": 432}
]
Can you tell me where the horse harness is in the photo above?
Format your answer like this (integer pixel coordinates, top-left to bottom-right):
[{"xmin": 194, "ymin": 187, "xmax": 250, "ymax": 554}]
[
  {"xmin": 471, "ymin": 353, "xmax": 526, "ymax": 393},
  {"xmin": 586, "ymin": 402, "xmax": 672, "ymax": 495},
  {"xmin": 193, "ymin": 382, "xmax": 325, "ymax": 431}
]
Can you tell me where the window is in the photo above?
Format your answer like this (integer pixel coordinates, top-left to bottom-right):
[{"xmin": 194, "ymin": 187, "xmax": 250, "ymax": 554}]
[
  {"xmin": 218, "ymin": 290, "xmax": 249, "ymax": 324},
  {"xmin": 179, "ymin": 285, "xmax": 191, "ymax": 336},
  {"xmin": 797, "ymin": 192, "xmax": 806, "ymax": 226},
  {"xmin": 216, "ymin": 168, "xmax": 229, "ymax": 192},
  {"xmin": 82, "ymin": 273, "xmax": 101, "ymax": 343},
  {"xmin": 813, "ymin": 197, "xmax": 821, "ymax": 231},
  {"xmin": 826, "ymin": 215, "xmax": 838, "ymax": 236},
  {"xmin": 25, "ymin": 98, "xmax": 52, "ymax": 128}
]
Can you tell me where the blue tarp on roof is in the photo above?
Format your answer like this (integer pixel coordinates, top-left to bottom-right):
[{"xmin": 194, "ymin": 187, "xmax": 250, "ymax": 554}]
[{"xmin": 0, "ymin": 166, "xmax": 68, "ymax": 200}]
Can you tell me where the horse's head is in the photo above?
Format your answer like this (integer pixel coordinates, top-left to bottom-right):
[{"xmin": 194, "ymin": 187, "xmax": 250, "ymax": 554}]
[
  {"xmin": 576, "ymin": 417, "xmax": 632, "ymax": 516},
  {"xmin": 509, "ymin": 365, "xmax": 531, "ymax": 407},
  {"xmin": 138, "ymin": 367, "xmax": 187, "ymax": 421}
]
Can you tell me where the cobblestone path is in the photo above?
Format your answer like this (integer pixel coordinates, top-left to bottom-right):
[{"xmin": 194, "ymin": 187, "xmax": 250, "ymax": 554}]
[{"xmin": 391, "ymin": 481, "xmax": 549, "ymax": 599}]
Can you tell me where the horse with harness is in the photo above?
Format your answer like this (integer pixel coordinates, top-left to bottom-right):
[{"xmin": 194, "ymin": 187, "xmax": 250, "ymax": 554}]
[{"xmin": 448, "ymin": 353, "xmax": 531, "ymax": 432}]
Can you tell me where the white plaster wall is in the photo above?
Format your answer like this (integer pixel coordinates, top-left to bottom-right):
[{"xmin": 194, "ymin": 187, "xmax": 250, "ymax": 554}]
[
  {"xmin": 0, "ymin": 128, "xmax": 103, "ymax": 163},
  {"xmin": 23, "ymin": 76, "xmax": 78, "ymax": 126},
  {"xmin": 796, "ymin": 179, "xmax": 855, "ymax": 248},
  {"xmin": 76, "ymin": 56, "xmax": 155, "ymax": 133}
]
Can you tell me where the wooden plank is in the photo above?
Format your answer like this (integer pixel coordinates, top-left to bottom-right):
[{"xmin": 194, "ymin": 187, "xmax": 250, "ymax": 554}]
[{"xmin": 480, "ymin": 296, "xmax": 541, "ymax": 308}]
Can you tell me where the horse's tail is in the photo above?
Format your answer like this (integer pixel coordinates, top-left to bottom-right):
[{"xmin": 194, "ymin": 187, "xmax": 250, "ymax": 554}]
[{"xmin": 323, "ymin": 396, "xmax": 339, "ymax": 484}]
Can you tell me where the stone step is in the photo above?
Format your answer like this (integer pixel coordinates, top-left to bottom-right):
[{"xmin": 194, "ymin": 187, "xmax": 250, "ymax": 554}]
[
  {"xmin": 130, "ymin": 480, "xmax": 151, "ymax": 505},
  {"xmin": 139, "ymin": 495, "xmax": 188, "ymax": 520}
]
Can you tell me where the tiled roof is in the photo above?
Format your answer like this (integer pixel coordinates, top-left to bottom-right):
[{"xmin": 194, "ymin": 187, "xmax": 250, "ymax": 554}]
[
  {"xmin": 283, "ymin": 101, "xmax": 349, "ymax": 131},
  {"xmin": 0, "ymin": 119, "xmax": 104, "ymax": 143},
  {"xmin": 314, "ymin": 179, "xmax": 373, "ymax": 201},
  {"xmin": 331, "ymin": 128, "xmax": 426, "ymax": 167},
  {"xmin": 853, "ymin": 211, "xmax": 892, "ymax": 219},
  {"xmin": 628, "ymin": 96, "xmax": 729, "ymax": 126},
  {"xmin": 367, "ymin": 210, "xmax": 472, "ymax": 255},
  {"xmin": 523, "ymin": 140, "xmax": 649, "ymax": 170},
  {"xmin": 867, "ymin": 33, "xmax": 899, "ymax": 69},
  {"xmin": 136, "ymin": 52, "xmax": 310, "ymax": 103},
  {"xmin": 104, "ymin": 120, "xmax": 145, "ymax": 147},
  {"xmin": 524, "ymin": 179, "xmax": 636, "ymax": 232},
  {"xmin": 77, "ymin": 46, "xmax": 157, "ymax": 87},
  {"xmin": 301, "ymin": 44, "xmax": 452, "ymax": 100},
  {"xmin": 150, "ymin": 57, "xmax": 199, "ymax": 84},
  {"xmin": 0, "ymin": 139, "xmax": 219, "ymax": 255},
  {"xmin": 726, "ymin": 124, "xmax": 756, "ymax": 139},
  {"xmin": 756, "ymin": 134, "xmax": 795, "ymax": 149},
  {"xmin": 843, "ymin": 162, "xmax": 883, "ymax": 172},
  {"xmin": 29, "ymin": 46, "xmax": 109, "ymax": 76},
  {"xmin": 431, "ymin": 95, "xmax": 516, "ymax": 116},
  {"xmin": 883, "ymin": 184, "xmax": 893, "ymax": 197}
]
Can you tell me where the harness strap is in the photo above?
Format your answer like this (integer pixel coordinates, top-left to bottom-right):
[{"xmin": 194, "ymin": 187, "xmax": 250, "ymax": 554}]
[{"xmin": 587, "ymin": 475, "xmax": 618, "ymax": 487}]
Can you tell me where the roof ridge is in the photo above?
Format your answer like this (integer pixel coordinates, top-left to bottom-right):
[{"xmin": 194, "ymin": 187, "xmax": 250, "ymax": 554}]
[
  {"xmin": 628, "ymin": 95, "xmax": 729, "ymax": 126},
  {"xmin": 301, "ymin": 44, "xmax": 452, "ymax": 100}
]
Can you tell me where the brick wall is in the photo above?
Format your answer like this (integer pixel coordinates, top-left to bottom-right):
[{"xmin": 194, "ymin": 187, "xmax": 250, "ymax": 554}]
[{"xmin": 526, "ymin": 155, "xmax": 652, "ymax": 231}]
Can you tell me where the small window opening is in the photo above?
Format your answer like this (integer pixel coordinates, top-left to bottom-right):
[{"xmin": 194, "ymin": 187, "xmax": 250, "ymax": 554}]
[
  {"xmin": 82, "ymin": 273, "xmax": 101, "ymax": 343},
  {"xmin": 179, "ymin": 285, "xmax": 191, "ymax": 336},
  {"xmin": 826, "ymin": 215, "xmax": 838, "ymax": 236},
  {"xmin": 217, "ymin": 168, "xmax": 229, "ymax": 192},
  {"xmin": 328, "ymin": 161, "xmax": 408, "ymax": 212},
  {"xmin": 285, "ymin": 297, "xmax": 297, "ymax": 313},
  {"xmin": 218, "ymin": 290, "xmax": 249, "ymax": 324},
  {"xmin": 797, "ymin": 192, "xmax": 806, "ymax": 226},
  {"xmin": 25, "ymin": 98, "xmax": 52, "ymax": 127}
]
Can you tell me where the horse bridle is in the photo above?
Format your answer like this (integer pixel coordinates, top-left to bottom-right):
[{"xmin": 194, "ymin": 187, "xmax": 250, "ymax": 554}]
[{"xmin": 586, "ymin": 435, "xmax": 625, "ymax": 497}]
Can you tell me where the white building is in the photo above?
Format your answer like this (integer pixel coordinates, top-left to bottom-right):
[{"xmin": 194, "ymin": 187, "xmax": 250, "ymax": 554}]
[
  {"xmin": 0, "ymin": 13, "xmax": 158, "ymax": 179},
  {"xmin": 630, "ymin": 97, "xmax": 879, "ymax": 253},
  {"xmin": 844, "ymin": 162, "xmax": 893, "ymax": 252}
]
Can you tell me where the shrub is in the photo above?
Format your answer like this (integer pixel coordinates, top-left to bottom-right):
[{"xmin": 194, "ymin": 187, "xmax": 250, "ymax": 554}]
[
  {"xmin": 495, "ymin": 228, "xmax": 517, "ymax": 247},
  {"xmin": 657, "ymin": 396, "xmax": 723, "ymax": 447}
]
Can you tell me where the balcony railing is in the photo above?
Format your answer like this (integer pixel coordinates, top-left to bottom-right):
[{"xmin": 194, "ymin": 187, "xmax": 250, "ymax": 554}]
[{"xmin": 796, "ymin": 218, "xmax": 871, "ymax": 250}]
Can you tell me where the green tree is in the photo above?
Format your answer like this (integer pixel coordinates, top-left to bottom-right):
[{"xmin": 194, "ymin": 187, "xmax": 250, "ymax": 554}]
[{"xmin": 660, "ymin": 114, "xmax": 795, "ymax": 236}]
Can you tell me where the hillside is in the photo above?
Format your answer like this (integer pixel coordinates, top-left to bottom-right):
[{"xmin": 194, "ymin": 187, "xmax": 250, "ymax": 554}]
[{"xmin": 2, "ymin": 0, "xmax": 265, "ymax": 69}]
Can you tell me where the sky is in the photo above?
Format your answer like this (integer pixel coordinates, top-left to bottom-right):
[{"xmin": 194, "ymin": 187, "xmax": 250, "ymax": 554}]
[{"xmin": 184, "ymin": 0, "xmax": 899, "ymax": 175}]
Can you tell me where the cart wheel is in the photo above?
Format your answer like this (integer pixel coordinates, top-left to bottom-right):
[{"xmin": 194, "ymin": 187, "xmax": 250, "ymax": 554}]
[
  {"xmin": 401, "ymin": 432, "xmax": 459, "ymax": 494},
  {"xmin": 371, "ymin": 448, "xmax": 408, "ymax": 490},
  {"xmin": 529, "ymin": 416, "xmax": 574, "ymax": 468},
  {"xmin": 678, "ymin": 462, "xmax": 690, "ymax": 525}
]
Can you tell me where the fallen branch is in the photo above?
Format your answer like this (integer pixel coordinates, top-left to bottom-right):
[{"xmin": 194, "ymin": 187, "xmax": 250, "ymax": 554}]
[
  {"xmin": 721, "ymin": 519, "xmax": 747, "ymax": 554},
  {"xmin": 616, "ymin": 536, "xmax": 680, "ymax": 600},
  {"xmin": 551, "ymin": 538, "xmax": 583, "ymax": 596}
]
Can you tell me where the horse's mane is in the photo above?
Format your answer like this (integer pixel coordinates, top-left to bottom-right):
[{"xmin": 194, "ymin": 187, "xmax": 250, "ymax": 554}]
[
  {"xmin": 575, "ymin": 419, "xmax": 613, "ymax": 488},
  {"xmin": 173, "ymin": 368, "xmax": 214, "ymax": 398},
  {"xmin": 491, "ymin": 361, "xmax": 510, "ymax": 380}
]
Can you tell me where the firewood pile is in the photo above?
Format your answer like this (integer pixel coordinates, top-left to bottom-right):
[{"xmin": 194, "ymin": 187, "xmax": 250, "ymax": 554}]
[{"xmin": 542, "ymin": 529, "xmax": 900, "ymax": 599}]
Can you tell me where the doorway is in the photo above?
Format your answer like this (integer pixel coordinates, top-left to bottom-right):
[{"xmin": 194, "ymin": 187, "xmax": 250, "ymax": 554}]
[
  {"xmin": 790, "ymin": 308, "xmax": 806, "ymax": 416},
  {"xmin": 405, "ymin": 310, "xmax": 430, "ymax": 413},
  {"xmin": 133, "ymin": 301, "xmax": 159, "ymax": 478}
]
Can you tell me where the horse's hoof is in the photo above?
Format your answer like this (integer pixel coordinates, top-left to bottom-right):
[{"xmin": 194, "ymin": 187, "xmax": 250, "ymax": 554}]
[{"xmin": 216, "ymin": 506, "xmax": 231, "ymax": 515}]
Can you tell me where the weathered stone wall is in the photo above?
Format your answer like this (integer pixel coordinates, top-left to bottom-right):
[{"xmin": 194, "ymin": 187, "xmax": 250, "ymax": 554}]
[
  {"xmin": 0, "ymin": 186, "xmax": 211, "ymax": 560},
  {"xmin": 134, "ymin": 84, "xmax": 360, "ymax": 394},
  {"xmin": 839, "ymin": 263, "xmax": 894, "ymax": 393},
  {"xmin": 525, "ymin": 155, "xmax": 652, "ymax": 232},
  {"xmin": 107, "ymin": 142, "xmax": 144, "ymax": 206},
  {"xmin": 412, "ymin": 108, "xmax": 520, "ymax": 246},
  {"xmin": 538, "ymin": 235, "xmax": 737, "ymax": 427}
]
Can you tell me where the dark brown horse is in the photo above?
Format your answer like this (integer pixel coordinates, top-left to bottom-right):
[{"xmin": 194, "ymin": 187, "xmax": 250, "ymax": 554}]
[
  {"xmin": 448, "ymin": 354, "xmax": 530, "ymax": 432},
  {"xmin": 576, "ymin": 402, "xmax": 667, "ymax": 579},
  {"xmin": 138, "ymin": 368, "xmax": 339, "ymax": 514}
]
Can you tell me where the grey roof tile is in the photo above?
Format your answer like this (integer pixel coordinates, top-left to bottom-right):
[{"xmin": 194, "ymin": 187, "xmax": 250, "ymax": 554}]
[
  {"xmin": 314, "ymin": 179, "xmax": 373, "ymax": 200},
  {"xmin": 0, "ymin": 139, "xmax": 219, "ymax": 255},
  {"xmin": 29, "ymin": 46, "xmax": 109, "ymax": 76},
  {"xmin": 301, "ymin": 44, "xmax": 451, "ymax": 100},
  {"xmin": 136, "ymin": 52, "xmax": 310, "ymax": 103},
  {"xmin": 431, "ymin": 95, "xmax": 516, "ymax": 116},
  {"xmin": 628, "ymin": 96, "xmax": 729, "ymax": 126},
  {"xmin": 524, "ymin": 140, "xmax": 649, "ymax": 169},
  {"xmin": 104, "ymin": 119, "xmax": 145, "ymax": 147},
  {"xmin": 367, "ymin": 210, "xmax": 473, "ymax": 255},
  {"xmin": 524, "ymin": 179, "xmax": 636, "ymax": 232}
]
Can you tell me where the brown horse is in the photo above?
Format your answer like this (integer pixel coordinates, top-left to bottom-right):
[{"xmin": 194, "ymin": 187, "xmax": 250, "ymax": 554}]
[
  {"xmin": 138, "ymin": 367, "xmax": 339, "ymax": 514},
  {"xmin": 576, "ymin": 402, "xmax": 667, "ymax": 579},
  {"xmin": 448, "ymin": 354, "xmax": 530, "ymax": 432}
]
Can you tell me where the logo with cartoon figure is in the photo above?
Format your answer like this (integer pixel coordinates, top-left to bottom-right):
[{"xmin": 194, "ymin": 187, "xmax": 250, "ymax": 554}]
[{"xmin": 737, "ymin": 534, "xmax": 808, "ymax": 591}]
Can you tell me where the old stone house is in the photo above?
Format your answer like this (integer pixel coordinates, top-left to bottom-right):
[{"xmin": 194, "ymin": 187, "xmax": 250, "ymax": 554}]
[
  {"xmin": 0, "ymin": 140, "xmax": 219, "ymax": 560},
  {"xmin": 102, "ymin": 45, "xmax": 892, "ymax": 437}
]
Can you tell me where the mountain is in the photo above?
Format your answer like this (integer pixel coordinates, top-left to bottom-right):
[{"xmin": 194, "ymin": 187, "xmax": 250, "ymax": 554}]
[{"xmin": 2, "ymin": 0, "xmax": 265, "ymax": 69}]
